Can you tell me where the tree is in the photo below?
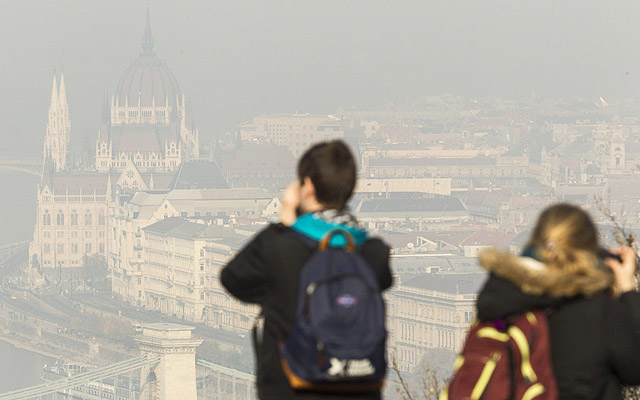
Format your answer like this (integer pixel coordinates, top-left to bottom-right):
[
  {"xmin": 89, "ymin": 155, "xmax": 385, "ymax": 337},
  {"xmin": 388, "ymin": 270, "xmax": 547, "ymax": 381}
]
[
  {"xmin": 82, "ymin": 254, "xmax": 109, "ymax": 290},
  {"xmin": 390, "ymin": 348, "xmax": 454, "ymax": 400},
  {"xmin": 595, "ymin": 195, "xmax": 640, "ymax": 400}
]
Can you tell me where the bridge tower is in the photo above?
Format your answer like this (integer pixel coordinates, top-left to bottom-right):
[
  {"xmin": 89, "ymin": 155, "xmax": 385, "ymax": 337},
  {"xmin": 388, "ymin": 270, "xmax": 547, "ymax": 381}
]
[{"xmin": 136, "ymin": 323, "xmax": 203, "ymax": 400}]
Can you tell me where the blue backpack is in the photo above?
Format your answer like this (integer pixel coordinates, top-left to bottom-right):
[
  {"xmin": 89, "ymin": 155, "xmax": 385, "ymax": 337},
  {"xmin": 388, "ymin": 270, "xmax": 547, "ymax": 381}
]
[{"xmin": 279, "ymin": 229, "xmax": 387, "ymax": 393}]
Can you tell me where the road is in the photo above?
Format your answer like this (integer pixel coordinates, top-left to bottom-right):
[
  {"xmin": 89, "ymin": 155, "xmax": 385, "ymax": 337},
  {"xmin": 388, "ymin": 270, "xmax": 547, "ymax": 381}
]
[{"xmin": 70, "ymin": 292, "xmax": 249, "ymax": 347}]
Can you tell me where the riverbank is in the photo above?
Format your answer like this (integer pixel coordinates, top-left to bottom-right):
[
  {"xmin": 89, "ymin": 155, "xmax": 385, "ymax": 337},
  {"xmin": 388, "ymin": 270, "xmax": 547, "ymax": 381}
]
[
  {"xmin": 0, "ymin": 336, "xmax": 55, "ymax": 394},
  {"xmin": 0, "ymin": 331, "xmax": 68, "ymax": 361}
]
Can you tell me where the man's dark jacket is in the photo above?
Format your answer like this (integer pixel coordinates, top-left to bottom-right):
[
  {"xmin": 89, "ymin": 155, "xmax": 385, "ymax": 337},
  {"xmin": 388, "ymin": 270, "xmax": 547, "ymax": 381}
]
[
  {"xmin": 220, "ymin": 223, "xmax": 392, "ymax": 400},
  {"xmin": 476, "ymin": 249, "xmax": 640, "ymax": 400}
]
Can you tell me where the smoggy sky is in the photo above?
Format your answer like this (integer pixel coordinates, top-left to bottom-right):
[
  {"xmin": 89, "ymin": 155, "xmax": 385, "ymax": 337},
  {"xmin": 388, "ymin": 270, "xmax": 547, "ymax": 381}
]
[{"xmin": 1, "ymin": 0, "xmax": 639, "ymax": 156}]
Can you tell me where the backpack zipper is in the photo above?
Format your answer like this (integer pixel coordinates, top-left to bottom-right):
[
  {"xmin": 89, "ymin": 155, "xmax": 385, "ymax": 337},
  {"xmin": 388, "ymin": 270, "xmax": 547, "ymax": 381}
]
[{"xmin": 317, "ymin": 341, "xmax": 325, "ymax": 368}]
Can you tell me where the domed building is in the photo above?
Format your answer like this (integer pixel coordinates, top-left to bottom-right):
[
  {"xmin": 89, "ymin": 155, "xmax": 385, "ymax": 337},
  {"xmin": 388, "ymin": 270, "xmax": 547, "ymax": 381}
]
[{"xmin": 96, "ymin": 11, "xmax": 199, "ymax": 174}]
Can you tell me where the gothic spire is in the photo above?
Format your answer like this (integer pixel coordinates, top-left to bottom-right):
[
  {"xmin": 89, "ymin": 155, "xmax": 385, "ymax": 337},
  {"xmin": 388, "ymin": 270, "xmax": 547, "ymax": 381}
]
[
  {"xmin": 44, "ymin": 71, "xmax": 71, "ymax": 172},
  {"xmin": 58, "ymin": 72, "xmax": 70, "ymax": 132},
  {"xmin": 49, "ymin": 74, "xmax": 58, "ymax": 115},
  {"xmin": 142, "ymin": 6, "xmax": 154, "ymax": 55},
  {"xmin": 58, "ymin": 72, "xmax": 68, "ymax": 111}
]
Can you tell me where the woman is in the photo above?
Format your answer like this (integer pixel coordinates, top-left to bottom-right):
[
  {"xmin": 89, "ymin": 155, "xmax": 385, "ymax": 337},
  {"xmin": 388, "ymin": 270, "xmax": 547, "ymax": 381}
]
[{"xmin": 477, "ymin": 203, "xmax": 640, "ymax": 399}]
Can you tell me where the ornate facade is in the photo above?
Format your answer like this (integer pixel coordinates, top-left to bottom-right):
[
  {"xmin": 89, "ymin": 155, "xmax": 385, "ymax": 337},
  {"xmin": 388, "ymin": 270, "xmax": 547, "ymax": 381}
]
[
  {"xmin": 29, "ymin": 172, "xmax": 111, "ymax": 282},
  {"xmin": 29, "ymin": 72, "xmax": 112, "ymax": 283}
]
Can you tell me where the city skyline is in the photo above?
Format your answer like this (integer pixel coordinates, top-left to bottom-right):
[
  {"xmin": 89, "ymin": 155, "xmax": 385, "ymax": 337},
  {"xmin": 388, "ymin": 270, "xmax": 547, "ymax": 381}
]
[
  {"xmin": 3, "ymin": 0, "xmax": 640, "ymax": 157},
  {"xmin": 2, "ymin": 1, "xmax": 640, "ymax": 399}
]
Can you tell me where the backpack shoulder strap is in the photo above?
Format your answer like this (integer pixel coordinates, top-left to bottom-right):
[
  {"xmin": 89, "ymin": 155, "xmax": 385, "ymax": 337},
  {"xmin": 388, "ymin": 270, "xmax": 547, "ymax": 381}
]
[
  {"xmin": 318, "ymin": 229, "xmax": 356, "ymax": 251},
  {"xmin": 288, "ymin": 227, "xmax": 360, "ymax": 251}
]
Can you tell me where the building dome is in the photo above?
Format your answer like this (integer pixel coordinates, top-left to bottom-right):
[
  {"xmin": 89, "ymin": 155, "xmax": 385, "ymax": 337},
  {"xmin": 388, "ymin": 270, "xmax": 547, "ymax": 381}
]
[{"xmin": 114, "ymin": 11, "xmax": 181, "ymax": 108}]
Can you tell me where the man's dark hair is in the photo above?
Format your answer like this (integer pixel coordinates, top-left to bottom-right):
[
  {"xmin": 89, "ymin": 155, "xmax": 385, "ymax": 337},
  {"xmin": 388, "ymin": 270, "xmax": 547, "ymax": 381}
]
[{"xmin": 297, "ymin": 140, "xmax": 357, "ymax": 210}]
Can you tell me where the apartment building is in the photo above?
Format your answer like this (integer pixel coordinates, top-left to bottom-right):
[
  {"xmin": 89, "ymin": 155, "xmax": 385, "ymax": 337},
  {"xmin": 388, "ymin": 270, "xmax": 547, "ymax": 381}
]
[
  {"xmin": 236, "ymin": 114, "xmax": 346, "ymax": 156},
  {"xmin": 386, "ymin": 273, "xmax": 484, "ymax": 372}
]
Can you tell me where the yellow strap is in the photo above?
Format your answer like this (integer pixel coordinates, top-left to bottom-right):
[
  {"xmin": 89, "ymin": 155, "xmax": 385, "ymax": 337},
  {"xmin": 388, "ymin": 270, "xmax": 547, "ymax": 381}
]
[
  {"xmin": 470, "ymin": 353, "xmax": 500, "ymax": 400},
  {"xmin": 525, "ymin": 312, "xmax": 538, "ymax": 326},
  {"xmin": 522, "ymin": 383, "xmax": 546, "ymax": 400},
  {"xmin": 453, "ymin": 355, "xmax": 465, "ymax": 373},
  {"xmin": 439, "ymin": 385, "xmax": 449, "ymax": 400},
  {"xmin": 280, "ymin": 359, "xmax": 313, "ymax": 389},
  {"xmin": 508, "ymin": 326, "xmax": 538, "ymax": 383},
  {"xmin": 477, "ymin": 327, "xmax": 510, "ymax": 342}
]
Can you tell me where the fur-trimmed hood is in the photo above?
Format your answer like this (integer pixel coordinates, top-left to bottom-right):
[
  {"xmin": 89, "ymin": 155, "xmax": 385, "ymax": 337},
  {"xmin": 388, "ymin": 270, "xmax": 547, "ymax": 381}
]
[
  {"xmin": 476, "ymin": 248, "xmax": 615, "ymax": 321},
  {"xmin": 479, "ymin": 248, "xmax": 613, "ymax": 297}
]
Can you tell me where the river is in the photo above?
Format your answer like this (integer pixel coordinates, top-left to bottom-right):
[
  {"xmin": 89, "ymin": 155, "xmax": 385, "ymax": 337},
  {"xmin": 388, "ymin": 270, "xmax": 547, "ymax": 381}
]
[
  {"xmin": 0, "ymin": 171, "xmax": 44, "ymax": 393},
  {"xmin": 0, "ymin": 339, "xmax": 55, "ymax": 393},
  {"xmin": 0, "ymin": 171, "xmax": 39, "ymax": 246}
]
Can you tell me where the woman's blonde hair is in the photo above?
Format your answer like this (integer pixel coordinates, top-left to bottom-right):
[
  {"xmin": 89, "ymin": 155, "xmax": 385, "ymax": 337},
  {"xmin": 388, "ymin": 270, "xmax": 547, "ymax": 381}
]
[{"xmin": 528, "ymin": 203, "xmax": 600, "ymax": 273}]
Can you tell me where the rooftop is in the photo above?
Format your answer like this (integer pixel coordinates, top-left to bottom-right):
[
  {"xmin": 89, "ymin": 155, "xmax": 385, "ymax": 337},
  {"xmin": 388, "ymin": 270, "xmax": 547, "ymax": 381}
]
[
  {"xmin": 369, "ymin": 156, "xmax": 496, "ymax": 167},
  {"xmin": 400, "ymin": 272, "xmax": 486, "ymax": 295},
  {"xmin": 356, "ymin": 197, "xmax": 466, "ymax": 213},
  {"xmin": 144, "ymin": 217, "xmax": 246, "ymax": 243},
  {"xmin": 170, "ymin": 160, "xmax": 229, "ymax": 190}
]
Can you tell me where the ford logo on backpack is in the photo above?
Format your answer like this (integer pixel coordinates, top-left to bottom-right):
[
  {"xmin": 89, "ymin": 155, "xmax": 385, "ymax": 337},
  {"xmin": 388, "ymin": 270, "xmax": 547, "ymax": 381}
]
[{"xmin": 279, "ymin": 229, "xmax": 387, "ymax": 393}]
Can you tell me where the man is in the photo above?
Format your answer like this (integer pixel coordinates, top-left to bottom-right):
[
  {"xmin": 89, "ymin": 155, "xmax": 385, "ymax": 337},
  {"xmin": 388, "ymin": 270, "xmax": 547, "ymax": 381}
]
[{"xmin": 221, "ymin": 140, "xmax": 392, "ymax": 399}]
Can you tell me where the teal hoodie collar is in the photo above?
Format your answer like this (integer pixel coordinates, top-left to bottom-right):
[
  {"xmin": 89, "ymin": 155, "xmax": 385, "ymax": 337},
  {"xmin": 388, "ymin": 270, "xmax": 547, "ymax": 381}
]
[{"xmin": 291, "ymin": 213, "xmax": 367, "ymax": 247}]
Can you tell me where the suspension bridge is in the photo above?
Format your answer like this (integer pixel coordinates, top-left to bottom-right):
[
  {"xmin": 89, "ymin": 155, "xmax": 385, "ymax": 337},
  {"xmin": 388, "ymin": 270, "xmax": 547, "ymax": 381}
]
[
  {"xmin": 0, "ymin": 159, "xmax": 42, "ymax": 177},
  {"xmin": 0, "ymin": 323, "xmax": 256, "ymax": 400}
]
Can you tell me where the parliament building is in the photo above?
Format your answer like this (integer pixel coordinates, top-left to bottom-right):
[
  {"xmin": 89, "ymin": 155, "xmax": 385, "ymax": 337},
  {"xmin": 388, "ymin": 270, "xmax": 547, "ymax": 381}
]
[{"xmin": 29, "ymin": 11, "xmax": 202, "ymax": 284}]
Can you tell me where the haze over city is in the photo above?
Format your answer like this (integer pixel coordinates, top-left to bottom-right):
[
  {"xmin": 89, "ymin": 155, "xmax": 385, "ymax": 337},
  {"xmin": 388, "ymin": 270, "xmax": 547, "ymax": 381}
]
[
  {"xmin": 3, "ymin": 0, "xmax": 640, "ymax": 155},
  {"xmin": 1, "ymin": 1, "xmax": 640, "ymax": 399}
]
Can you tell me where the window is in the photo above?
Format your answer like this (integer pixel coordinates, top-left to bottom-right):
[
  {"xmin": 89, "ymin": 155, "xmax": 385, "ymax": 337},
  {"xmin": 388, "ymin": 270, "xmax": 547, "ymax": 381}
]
[
  {"xmin": 137, "ymin": 278, "xmax": 142, "ymax": 284},
  {"xmin": 98, "ymin": 212, "xmax": 105, "ymax": 226},
  {"xmin": 200, "ymin": 291, "xmax": 205, "ymax": 300},
  {"xmin": 70, "ymin": 210, "xmax": 78, "ymax": 226},
  {"xmin": 85, "ymin": 243, "xmax": 92, "ymax": 254},
  {"xmin": 57, "ymin": 243, "xmax": 64, "ymax": 254},
  {"xmin": 43, "ymin": 243, "xmax": 51, "ymax": 254},
  {"xmin": 99, "ymin": 243, "xmax": 104, "ymax": 253},
  {"xmin": 43, "ymin": 210, "xmax": 51, "ymax": 226},
  {"xmin": 84, "ymin": 210, "xmax": 92, "ymax": 226},
  {"xmin": 200, "ymin": 277, "xmax": 205, "ymax": 285},
  {"xmin": 199, "ymin": 262, "xmax": 204, "ymax": 271},
  {"xmin": 199, "ymin": 249, "xmax": 205, "ymax": 257},
  {"xmin": 56, "ymin": 210, "xmax": 64, "ymax": 226},
  {"xmin": 71, "ymin": 243, "xmax": 79, "ymax": 254}
]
